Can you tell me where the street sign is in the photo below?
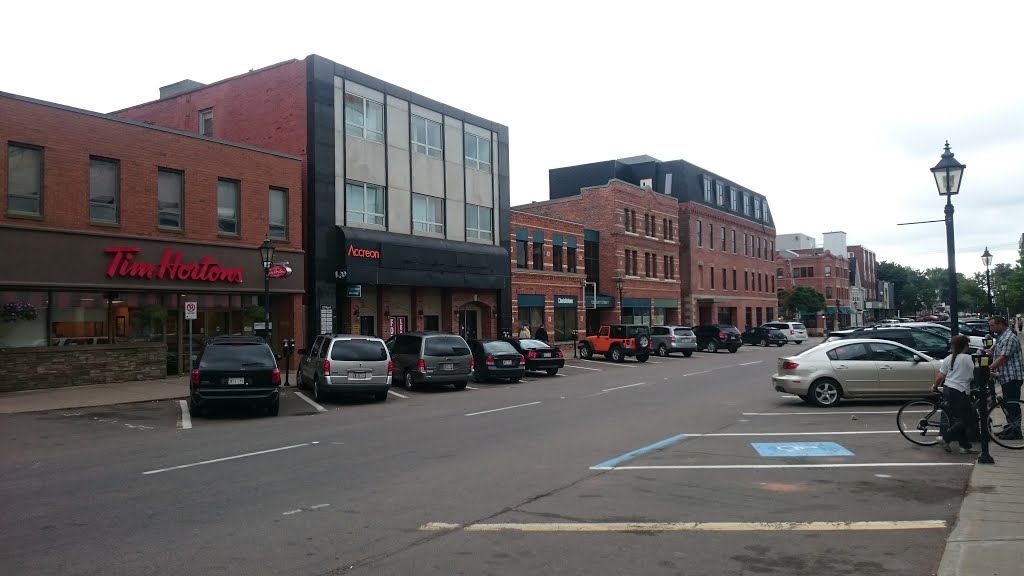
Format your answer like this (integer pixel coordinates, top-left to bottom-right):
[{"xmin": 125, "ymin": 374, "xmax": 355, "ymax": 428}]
[
  {"xmin": 184, "ymin": 301, "xmax": 198, "ymax": 320},
  {"xmin": 267, "ymin": 264, "xmax": 292, "ymax": 279},
  {"xmin": 346, "ymin": 285, "xmax": 362, "ymax": 297},
  {"xmin": 253, "ymin": 322, "xmax": 272, "ymax": 330}
]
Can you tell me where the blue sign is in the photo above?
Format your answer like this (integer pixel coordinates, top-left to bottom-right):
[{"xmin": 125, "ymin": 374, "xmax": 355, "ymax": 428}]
[
  {"xmin": 346, "ymin": 285, "xmax": 362, "ymax": 297},
  {"xmin": 751, "ymin": 442, "xmax": 853, "ymax": 457}
]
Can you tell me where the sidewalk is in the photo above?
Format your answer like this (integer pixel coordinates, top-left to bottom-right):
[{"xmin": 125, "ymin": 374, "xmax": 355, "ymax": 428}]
[
  {"xmin": 938, "ymin": 448, "xmax": 1024, "ymax": 575},
  {"xmin": 0, "ymin": 377, "xmax": 189, "ymax": 414}
]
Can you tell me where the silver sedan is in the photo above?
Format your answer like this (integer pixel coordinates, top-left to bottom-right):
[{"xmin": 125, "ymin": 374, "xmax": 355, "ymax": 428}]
[{"xmin": 772, "ymin": 338, "xmax": 942, "ymax": 407}]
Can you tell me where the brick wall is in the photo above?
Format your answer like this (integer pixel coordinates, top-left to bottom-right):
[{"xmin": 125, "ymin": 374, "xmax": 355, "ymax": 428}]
[
  {"xmin": 0, "ymin": 343, "xmax": 165, "ymax": 392},
  {"xmin": 0, "ymin": 94, "xmax": 303, "ymax": 253}
]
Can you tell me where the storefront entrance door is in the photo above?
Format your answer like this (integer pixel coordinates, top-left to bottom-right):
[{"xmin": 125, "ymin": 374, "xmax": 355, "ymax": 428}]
[{"xmin": 457, "ymin": 310, "xmax": 478, "ymax": 340}]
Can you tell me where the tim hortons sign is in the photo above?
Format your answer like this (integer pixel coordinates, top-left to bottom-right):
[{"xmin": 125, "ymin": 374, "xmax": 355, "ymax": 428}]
[
  {"xmin": 104, "ymin": 247, "xmax": 244, "ymax": 284},
  {"xmin": 348, "ymin": 245, "xmax": 380, "ymax": 259}
]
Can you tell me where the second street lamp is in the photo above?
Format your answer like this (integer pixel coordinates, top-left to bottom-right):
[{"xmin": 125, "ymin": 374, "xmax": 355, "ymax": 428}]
[
  {"xmin": 614, "ymin": 276, "xmax": 625, "ymax": 323},
  {"xmin": 259, "ymin": 234, "xmax": 275, "ymax": 344},
  {"xmin": 982, "ymin": 247, "xmax": 993, "ymax": 316},
  {"xmin": 930, "ymin": 141, "xmax": 966, "ymax": 336}
]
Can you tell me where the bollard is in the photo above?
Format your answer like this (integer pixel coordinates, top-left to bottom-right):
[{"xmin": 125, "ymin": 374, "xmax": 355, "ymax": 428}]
[{"xmin": 974, "ymin": 340, "xmax": 995, "ymax": 464}]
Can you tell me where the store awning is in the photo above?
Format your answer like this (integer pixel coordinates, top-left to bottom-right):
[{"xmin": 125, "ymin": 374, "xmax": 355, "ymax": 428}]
[
  {"xmin": 826, "ymin": 306, "xmax": 837, "ymax": 314},
  {"xmin": 654, "ymin": 298, "xmax": 678, "ymax": 309},
  {"xmin": 840, "ymin": 306, "xmax": 855, "ymax": 314}
]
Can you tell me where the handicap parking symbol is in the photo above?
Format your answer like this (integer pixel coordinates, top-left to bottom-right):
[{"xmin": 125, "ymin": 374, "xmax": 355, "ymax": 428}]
[{"xmin": 751, "ymin": 442, "xmax": 854, "ymax": 457}]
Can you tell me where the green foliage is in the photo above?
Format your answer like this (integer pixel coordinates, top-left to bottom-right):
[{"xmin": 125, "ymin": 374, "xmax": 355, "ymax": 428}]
[{"xmin": 777, "ymin": 286, "xmax": 825, "ymax": 318}]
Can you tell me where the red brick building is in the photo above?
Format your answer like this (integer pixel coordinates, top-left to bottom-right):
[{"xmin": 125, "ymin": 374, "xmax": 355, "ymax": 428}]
[
  {"xmin": 849, "ymin": 244, "xmax": 880, "ymax": 322},
  {"xmin": 509, "ymin": 210, "xmax": 586, "ymax": 342},
  {"xmin": 775, "ymin": 248, "xmax": 851, "ymax": 330},
  {"xmin": 513, "ymin": 180, "xmax": 681, "ymax": 334},
  {"xmin": 0, "ymin": 91, "xmax": 304, "ymax": 385}
]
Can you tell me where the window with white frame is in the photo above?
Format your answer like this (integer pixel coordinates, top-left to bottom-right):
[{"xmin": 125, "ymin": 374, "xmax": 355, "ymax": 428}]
[
  {"xmin": 730, "ymin": 188, "xmax": 738, "ymax": 211},
  {"xmin": 157, "ymin": 169, "xmax": 183, "ymax": 230},
  {"xmin": 346, "ymin": 181, "xmax": 385, "ymax": 225},
  {"xmin": 743, "ymin": 193, "xmax": 751, "ymax": 215},
  {"xmin": 89, "ymin": 157, "xmax": 120, "ymax": 223},
  {"xmin": 269, "ymin": 187, "xmax": 288, "ymax": 239},
  {"xmin": 464, "ymin": 132, "xmax": 491, "ymax": 172},
  {"xmin": 466, "ymin": 204, "xmax": 492, "ymax": 240},
  {"xmin": 716, "ymin": 182, "xmax": 725, "ymax": 206},
  {"xmin": 754, "ymin": 198, "xmax": 762, "ymax": 220},
  {"xmin": 198, "ymin": 108, "xmax": 213, "ymax": 137},
  {"xmin": 8, "ymin": 144, "xmax": 43, "ymax": 215},
  {"xmin": 344, "ymin": 93, "xmax": 384, "ymax": 142},
  {"xmin": 702, "ymin": 177, "xmax": 712, "ymax": 202},
  {"xmin": 412, "ymin": 193, "xmax": 443, "ymax": 233},
  {"xmin": 411, "ymin": 115, "xmax": 442, "ymax": 158}
]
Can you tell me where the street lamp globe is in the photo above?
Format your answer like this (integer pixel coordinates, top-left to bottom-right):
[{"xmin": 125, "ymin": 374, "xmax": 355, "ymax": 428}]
[
  {"xmin": 260, "ymin": 235, "xmax": 275, "ymax": 268},
  {"xmin": 930, "ymin": 141, "xmax": 966, "ymax": 196},
  {"xmin": 981, "ymin": 247, "xmax": 993, "ymax": 268},
  {"xmin": 614, "ymin": 277, "xmax": 624, "ymax": 291}
]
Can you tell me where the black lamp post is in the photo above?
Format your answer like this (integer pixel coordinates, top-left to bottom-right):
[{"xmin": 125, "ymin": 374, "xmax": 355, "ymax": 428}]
[
  {"xmin": 614, "ymin": 276, "xmax": 625, "ymax": 323},
  {"xmin": 981, "ymin": 247, "xmax": 994, "ymax": 316},
  {"xmin": 259, "ymin": 234, "xmax": 275, "ymax": 344},
  {"xmin": 930, "ymin": 141, "xmax": 966, "ymax": 336}
]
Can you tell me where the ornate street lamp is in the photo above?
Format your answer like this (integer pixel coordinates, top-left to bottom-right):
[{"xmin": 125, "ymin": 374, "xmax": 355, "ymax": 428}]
[
  {"xmin": 930, "ymin": 141, "xmax": 966, "ymax": 335},
  {"xmin": 982, "ymin": 247, "xmax": 993, "ymax": 316},
  {"xmin": 614, "ymin": 276, "xmax": 625, "ymax": 323},
  {"xmin": 259, "ymin": 234, "xmax": 275, "ymax": 343}
]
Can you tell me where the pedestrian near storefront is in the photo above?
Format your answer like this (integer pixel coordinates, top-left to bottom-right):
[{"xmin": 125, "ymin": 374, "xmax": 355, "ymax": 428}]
[
  {"xmin": 1014, "ymin": 314, "xmax": 1023, "ymax": 335},
  {"xmin": 518, "ymin": 324, "xmax": 531, "ymax": 339},
  {"xmin": 533, "ymin": 323, "xmax": 548, "ymax": 343},
  {"xmin": 988, "ymin": 315, "xmax": 1024, "ymax": 440},
  {"xmin": 932, "ymin": 335, "xmax": 976, "ymax": 454}
]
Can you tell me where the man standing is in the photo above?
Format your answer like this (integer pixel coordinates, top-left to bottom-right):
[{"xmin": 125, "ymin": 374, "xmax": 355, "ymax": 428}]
[
  {"xmin": 533, "ymin": 323, "xmax": 549, "ymax": 343},
  {"xmin": 989, "ymin": 315, "xmax": 1024, "ymax": 439}
]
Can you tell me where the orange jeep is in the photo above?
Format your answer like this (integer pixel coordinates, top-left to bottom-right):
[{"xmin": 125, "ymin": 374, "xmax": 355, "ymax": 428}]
[{"xmin": 578, "ymin": 324, "xmax": 652, "ymax": 363}]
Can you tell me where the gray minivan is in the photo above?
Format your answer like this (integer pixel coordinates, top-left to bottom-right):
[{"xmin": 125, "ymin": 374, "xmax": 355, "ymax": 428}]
[
  {"xmin": 297, "ymin": 334, "xmax": 392, "ymax": 402},
  {"xmin": 387, "ymin": 332, "xmax": 472, "ymax": 391}
]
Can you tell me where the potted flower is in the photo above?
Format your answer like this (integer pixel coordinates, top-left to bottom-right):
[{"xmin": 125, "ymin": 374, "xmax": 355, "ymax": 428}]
[{"xmin": 2, "ymin": 301, "xmax": 37, "ymax": 323}]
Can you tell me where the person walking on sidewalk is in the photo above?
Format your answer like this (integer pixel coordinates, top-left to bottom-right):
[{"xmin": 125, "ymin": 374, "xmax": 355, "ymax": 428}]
[
  {"xmin": 518, "ymin": 324, "xmax": 531, "ymax": 339},
  {"xmin": 533, "ymin": 323, "xmax": 548, "ymax": 343},
  {"xmin": 932, "ymin": 335, "xmax": 976, "ymax": 454},
  {"xmin": 988, "ymin": 315, "xmax": 1024, "ymax": 440}
]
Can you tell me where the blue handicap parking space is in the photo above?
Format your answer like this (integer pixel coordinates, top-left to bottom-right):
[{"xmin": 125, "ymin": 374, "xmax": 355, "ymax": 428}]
[{"xmin": 751, "ymin": 442, "xmax": 854, "ymax": 457}]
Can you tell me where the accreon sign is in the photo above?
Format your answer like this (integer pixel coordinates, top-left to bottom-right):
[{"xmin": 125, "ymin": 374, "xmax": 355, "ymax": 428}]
[
  {"xmin": 348, "ymin": 245, "xmax": 380, "ymax": 259},
  {"xmin": 104, "ymin": 247, "xmax": 244, "ymax": 284}
]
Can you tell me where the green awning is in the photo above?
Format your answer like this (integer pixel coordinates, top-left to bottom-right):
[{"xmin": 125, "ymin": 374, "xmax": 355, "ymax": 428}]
[
  {"xmin": 840, "ymin": 306, "xmax": 855, "ymax": 314},
  {"xmin": 826, "ymin": 306, "xmax": 837, "ymax": 314},
  {"xmin": 654, "ymin": 298, "xmax": 678, "ymax": 308}
]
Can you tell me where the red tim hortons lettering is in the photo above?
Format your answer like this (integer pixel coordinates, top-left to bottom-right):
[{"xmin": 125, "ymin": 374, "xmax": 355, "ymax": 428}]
[{"xmin": 103, "ymin": 247, "xmax": 243, "ymax": 284}]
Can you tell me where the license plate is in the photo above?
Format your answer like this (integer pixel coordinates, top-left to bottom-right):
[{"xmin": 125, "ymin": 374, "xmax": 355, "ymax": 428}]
[
  {"xmin": 542, "ymin": 352, "xmax": 550, "ymax": 358},
  {"xmin": 502, "ymin": 360, "xmax": 513, "ymax": 366},
  {"xmin": 348, "ymin": 372, "xmax": 370, "ymax": 380},
  {"xmin": 227, "ymin": 377, "xmax": 245, "ymax": 385},
  {"xmin": 441, "ymin": 363, "xmax": 454, "ymax": 371}
]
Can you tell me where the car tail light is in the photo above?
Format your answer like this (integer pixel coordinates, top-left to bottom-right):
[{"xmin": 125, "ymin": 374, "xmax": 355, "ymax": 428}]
[
  {"xmin": 322, "ymin": 359, "xmax": 330, "ymax": 376},
  {"xmin": 556, "ymin": 349, "xmax": 564, "ymax": 358},
  {"xmin": 790, "ymin": 329, "xmax": 795, "ymax": 335},
  {"xmin": 518, "ymin": 355, "xmax": 525, "ymax": 364},
  {"xmin": 190, "ymin": 369, "xmax": 200, "ymax": 386},
  {"xmin": 417, "ymin": 358, "xmax": 426, "ymax": 372},
  {"xmin": 485, "ymin": 354, "xmax": 496, "ymax": 365},
  {"xmin": 782, "ymin": 361, "xmax": 800, "ymax": 370},
  {"xmin": 271, "ymin": 368, "xmax": 282, "ymax": 385},
  {"xmin": 670, "ymin": 335, "xmax": 676, "ymax": 342},
  {"xmin": 719, "ymin": 332, "xmax": 727, "ymax": 339},
  {"xmin": 470, "ymin": 358, "xmax": 475, "ymax": 370},
  {"xmin": 387, "ymin": 360, "xmax": 393, "ymax": 375},
  {"xmin": 527, "ymin": 351, "xmax": 538, "ymax": 359}
]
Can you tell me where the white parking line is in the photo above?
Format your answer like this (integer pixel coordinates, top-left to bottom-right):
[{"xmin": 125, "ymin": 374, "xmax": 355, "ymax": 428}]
[
  {"xmin": 598, "ymin": 463, "xmax": 974, "ymax": 471},
  {"xmin": 580, "ymin": 359, "xmax": 636, "ymax": 368},
  {"xmin": 294, "ymin": 391, "xmax": 328, "ymax": 412},
  {"xmin": 178, "ymin": 400, "xmax": 192, "ymax": 430},
  {"xmin": 143, "ymin": 443, "xmax": 310, "ymax": 475},
  {"xmin": 739, "ymin": 361, "xmax": 763, "ymax": 366},
  {"xmin": 743, "ymin": 410, "xmax": 928, "ymax": 416},
  {"xmin": 388, "ymin": 390, "xmax": 409, "ymax": 399},
  {"xmin": 564, "ymin": 364, "xmax": 603, "ymax": 371},
  {"xmin": 603, "ymin": 382, "xmax": 647, "ymax": 392},
  {"xmin": 466, "ymin": 386, "xmax": 479, "ymax": 390},
  {"xmin": 681, "ymin": 431, "xmax": 899, "ymax": 437},
  {"xmin": 465, "ymin": 401, "xmax": 541, "ymax": 417},
  {"xmin": 421, "ymin": 520, "xmax": 947, "ymax": 532}
]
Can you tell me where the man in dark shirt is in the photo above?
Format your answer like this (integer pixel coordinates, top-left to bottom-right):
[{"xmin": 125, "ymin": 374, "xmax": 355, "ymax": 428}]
[{"xmin": 533, "ymin": 323, "xmax": 548, "ymax": 343}]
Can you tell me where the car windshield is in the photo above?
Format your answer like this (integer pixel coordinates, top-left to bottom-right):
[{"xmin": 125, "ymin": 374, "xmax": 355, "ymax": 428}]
[
  {"xmin": 518, "ymin": 339, "xmax": 550, "ymax": 350},
  {"xmin": 199, "ymin": 343, "xmax": 274, "ymax": 369},
  {"xmin": 674, "ymin": 329, "xmax": 693, "ymax": 337},
  {"xmin": 330, "ymin": 339, "xmax": 388, "ymax": 361},
  {"xmin": 720, "ymin": 325, "xmax": 740, "ymax": 334},
  {"xmin": 792, "ymin": 323, "xmax": 806, "ymax": 330},
  {"xmin": 483, "ymin": 341, "xmax": 518, "ymax": 354},
  {"xmin": 424, "ymin": 336, "xmax": 470, "ymax": 356}
]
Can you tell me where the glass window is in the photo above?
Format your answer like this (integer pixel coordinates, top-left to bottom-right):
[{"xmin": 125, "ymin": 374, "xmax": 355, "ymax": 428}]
[
  {"xmin": 411, "ymin": 115, "xmax": 443, "ymax": 158},
  {"xmin": 217, "ymin": 179, "xmax": 240, "ymax": 234},
  {"xmin": 516, "ymin": 238, "xmax": 528, "ymax": 269},
  {"xmin": 89, "ymin": 157, "xmax": 119, "ymax": 223},
  {"xmin": 825, "ymin": 265, "xmax": 832, "ymax": 277},
  {"xmin": 346, "ymin": 181, "xmax": 385, "ymax": 226},
  {"xmin": 519, "ymin": 307, "xmax": 543, "ymax": 334},
  {"xmin": 0, "ymin": 291, "xmax": 48, "ymax": 348},
  {"xmin": 7, "ymin": 144, "xmax": 42, "ymax": 215},
  {"xmin": 157, "ymin": 169, "xmax": 183, "ymax": 230},
  {"xmin": 199, "ymin": 343, "xmax": 276, "ymax": 368},
  {"xmin": 554, "ymin": 308, "xmax": 577, "ymax": 342},
  {"xmin": 912, "ymin": 331, "xmax": 948, "ymax": 349},
  {"xmin": 412, "ymin": 193, "xmax": 443, "ymax": 233},
  {"xmin": 269, "ymin": 187, "xmax": 287, "ymax": 239},
  {"xmin": 743, "ymin": 193, "xmax": 751, "ymax": 215},
  {"xmin": 868, "ymin": 342, "xmax": 916, "ymax": 362},
  {"xmin": 466, "ymin": 204, "xmax": 492, "ymax": 240},
  {"xmin": 344, "ymin": 93, "xmax": 384, "ymax": 142},
  {"xmin": 716, "ymin": 182, "xmax": 725, "ymax": 205},
  {"xmin": 49, "ymin": 292, "xmax": 109, "ymax": 346},
  {"xmin": 754, "ymin": 198, "xmax": 762, "ymax": 220},
  {"xmin": 826, "ymin": 286, "xmax": 833, "ymax": 299},
  {"xmin": 730, "ymin": 188, "xmax": 738, "ymax": 211},
  {"xmin": 567, "ymin": 243, "xmax": 578, "ymax": 273},
  {"xmin": 732, "ymin": 229, "xmax": 737, "ymax": 253},
  {"xmin": 829, "ymin": 343, "xmax": 871, "ymax": 361},
  {"xmin": 532, "ymin": 237, "xmax": 544, "ymax": 270},
  {"xmin": 464, "ymin": 132, "xmax": 491, "ymax": 172},
  {"xmin": 552, "ymin": 244, "xmax": 563, "ymax": 271},
  {"xmin": 696, "ymin": 219, "xmax": 703, "ymax": 246},
  {"xmin": 720, "ymin": 227, "xmax": 726, "ymax": 251},
  {"xmin": 198, "ymin": 108, "xmax": 213, "ymax": 137},
  {"xmin": 702, "ymin": 177, "xmax": 712, "ymax": 202},
  {"xmin": 330, "ymin": 339, "xmax": 388, "ymax": 361},
  {"xmin": 483, "ymin": 340, "xmax": 518, "ymax": 354},
  {"xmin": 424, "ymin": 335, "xmax": 470, "ymax": 356}
]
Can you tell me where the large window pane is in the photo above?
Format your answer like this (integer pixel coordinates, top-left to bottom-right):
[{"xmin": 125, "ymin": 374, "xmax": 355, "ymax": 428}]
[
  {"xmin": 0, "ymin": 291, "xmax": 47, "ymax": 348},
  {"xmin": 345, "ymin": 93, "xmax": 384, "ymax": 142},
  {"xmin": 412, "ymin": 193, "xmax": 443, "ymax": 233},
  {"xmin": 89, "ymin": 157, "xmax": 119, "ymax": 223},
  {"xmin": 464, "ymin": 132, "xmax": 491, "ymax": 172},
  {"xmin": 269, "ymin": 187, "xmax": 287, "ymax": 239},
  {"xmin": 412, "ymin": 116, "xmax": 442, "ymax": 158},
  {"xmin": 217, "ymin": 179, "xmax": 239, "ymax": 234},
  {"xmin": 345, "ymin": 181, "xmax": 385, "ymax": 225},
  {"xmin": 157, "ymin": 169, "xmax": 183, "ymax": 229},
  {"xmin": 7, "ymin": 144, "xmax": 42, "ymax": 215}
]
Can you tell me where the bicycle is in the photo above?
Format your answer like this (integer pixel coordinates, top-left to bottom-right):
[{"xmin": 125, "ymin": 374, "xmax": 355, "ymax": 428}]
[{"xmin": 896, "ymin": 378, "xmax": 1024, "ymax": 450}]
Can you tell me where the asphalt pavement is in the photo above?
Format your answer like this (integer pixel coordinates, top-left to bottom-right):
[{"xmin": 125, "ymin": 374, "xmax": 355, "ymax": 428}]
[{"xmin": 0, "ymin": 343, "xmax": 978, "ymax": 575}]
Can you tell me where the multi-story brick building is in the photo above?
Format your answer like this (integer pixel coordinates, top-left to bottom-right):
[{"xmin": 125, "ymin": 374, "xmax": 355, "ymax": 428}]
[
  {"xmin": 775, "ymin": 246, "xmax": 851, "ymax": 331},
  {"xmin": 513, "ymin": 180, "xmax": 681, "ymax": 333},
  {"xmin": 548, "ymin": 155, "xmax": 777, "ymax": 330},
  {"xmin": 849, "ymin": 244, "xmax": 880, "ymax": 322},
  {"xmin": 0, "ymin": 91, "xmax": 304, "ymax": 385},
  {"xmin": 115, "ymin": 55, "xmax": 511, "ymax": 344},
  {"xmin": 509, "ymin": 210, "xmax": 586, "ymax": 342}
]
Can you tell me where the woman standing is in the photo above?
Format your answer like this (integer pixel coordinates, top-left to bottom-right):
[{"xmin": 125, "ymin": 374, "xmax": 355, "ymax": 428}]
[{"xmin": 931, "ymin": 335, "xmax": 975, "ymax": 454}]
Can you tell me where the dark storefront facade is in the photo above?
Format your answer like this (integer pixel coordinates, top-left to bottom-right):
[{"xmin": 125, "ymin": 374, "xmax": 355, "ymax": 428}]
[
  {"xmin": 0, "ymin": 227, "xmax": 304, "ymax": 378},
  {"xmin": 335, "ymin": 227, "xmax": 508, "ymax": 340}
]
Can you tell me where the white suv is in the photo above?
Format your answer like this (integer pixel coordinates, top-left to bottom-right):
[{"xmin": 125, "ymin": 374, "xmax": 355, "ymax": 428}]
[{"xmin": 761, "ymin": 321, "xmax": 807, "ymax": 344}]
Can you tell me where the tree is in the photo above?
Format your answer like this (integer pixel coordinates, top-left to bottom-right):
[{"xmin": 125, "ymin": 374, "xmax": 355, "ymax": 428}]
[{"xmin": 777, "ymin": 286, "xmax": 825, "ymax": 319}]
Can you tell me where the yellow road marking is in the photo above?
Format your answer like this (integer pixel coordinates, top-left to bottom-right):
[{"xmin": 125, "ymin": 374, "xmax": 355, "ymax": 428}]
[{"xmin": 419, "ymin": 520, "xmax": 946, "ymax": 532}]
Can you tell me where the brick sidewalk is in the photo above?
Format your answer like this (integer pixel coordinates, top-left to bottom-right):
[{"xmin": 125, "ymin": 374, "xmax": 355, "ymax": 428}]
[{"xmin": 0, "ymin": 377, "xmax": 189, "ymax": 414}]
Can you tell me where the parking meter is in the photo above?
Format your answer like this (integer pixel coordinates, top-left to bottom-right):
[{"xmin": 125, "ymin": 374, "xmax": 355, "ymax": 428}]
[
  {"xmin": 282, "ymin": 338, "xmax": 296, "ymax": 386},
  {"xmin": 571, "ymin": 330, "xmax": 579, "ymax": 358}
]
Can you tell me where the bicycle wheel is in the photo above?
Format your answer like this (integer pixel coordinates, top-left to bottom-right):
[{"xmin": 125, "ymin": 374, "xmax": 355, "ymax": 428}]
[
  {"xmin": 897, "ymin": 399, "xmax": 944, "ymax": 446},
  {"xmin": 987, "ymin": 400, "xmax": 1024, "ymax": 449}
]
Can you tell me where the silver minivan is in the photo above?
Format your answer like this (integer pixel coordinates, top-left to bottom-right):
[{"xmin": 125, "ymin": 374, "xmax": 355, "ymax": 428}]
[
  {"xmin": 387, "ymin": 332, "xmax": 472, "ymax": 391},
  {"xmin": 650, "ymin": 325, "xmax": 698, "ymax": 357},
  {"xmin": 297, "ymin": 334, "xmax": 392, "ymax": 403}
]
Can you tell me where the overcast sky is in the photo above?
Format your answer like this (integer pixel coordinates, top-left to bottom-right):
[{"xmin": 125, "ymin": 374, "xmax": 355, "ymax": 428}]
[{"xmin": 6, "ymin": 1, "xmax": 1022, "ymax": 275}]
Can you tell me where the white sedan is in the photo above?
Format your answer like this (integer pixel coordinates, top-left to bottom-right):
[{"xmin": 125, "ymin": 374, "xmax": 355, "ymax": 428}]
[{"xmin": 772, "ymin": 338, "xmax": 942, "ymax": 407}]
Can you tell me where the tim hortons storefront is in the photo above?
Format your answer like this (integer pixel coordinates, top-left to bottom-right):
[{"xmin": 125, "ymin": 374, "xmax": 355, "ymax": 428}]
[{"xmin": 0, "ymin": 227, "xmax": 304, "ymax": 390}]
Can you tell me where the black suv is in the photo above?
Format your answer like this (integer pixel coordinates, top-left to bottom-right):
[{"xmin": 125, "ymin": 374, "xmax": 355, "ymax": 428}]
[
  {"xmin": 741, "ymin": 326, "xmax": 787, "ymax": 347},
  {"xmin": 189, "ymin": 336, "xmax": 281, "ymax": 416},
  {"xmin": 693, "ymin": 324, "xmax": 743, "ymax": 353},
  {"xmin": 829, "ymin": 325, "xmax": 956, "ymax": 359}
]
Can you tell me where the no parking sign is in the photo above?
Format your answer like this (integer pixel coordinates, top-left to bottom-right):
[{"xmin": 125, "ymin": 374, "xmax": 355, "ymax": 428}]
[{"xmin": 185, "ymin": 301, "xmax": 198, "ymax": 320}]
